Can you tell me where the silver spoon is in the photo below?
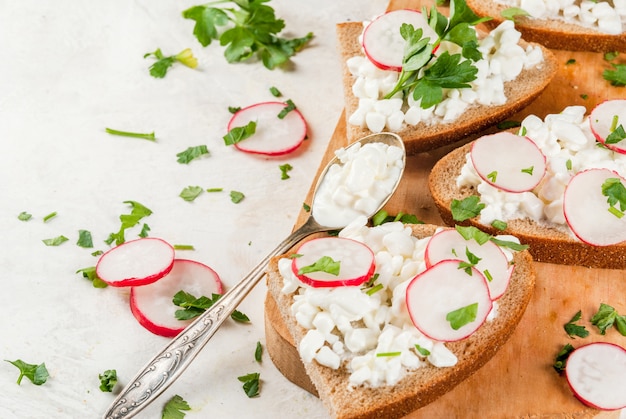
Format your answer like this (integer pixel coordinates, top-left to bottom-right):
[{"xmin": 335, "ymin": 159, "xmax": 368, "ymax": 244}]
[{"xmin": 103, "ymin": 132, "xmax": 405, "ymax": 419}]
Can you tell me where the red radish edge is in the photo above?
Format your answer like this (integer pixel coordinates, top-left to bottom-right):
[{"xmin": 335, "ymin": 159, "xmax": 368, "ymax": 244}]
[
  {"xmin": 565, "ymin": 342, "xmax": 626, "ymax": 410},
  {"xmin": 96, "ymin": 237, "xmax": 175, "ymax": 287},
  {"xmin": 292, "ymin": 237, "xmax": 376, "ymax": 288},
  {"xmin": 362, "ymin": 9, "xmax": 439, "ymax": 72},
  {"xmin": 563, "ymin": 168, "xmax": 626, "ymax": 246},
  {"xmin": 227, "ymin": 101, "xmax": 307, "ymax": 156},
  {"xmin": 424, "ymin": 228, "xmax": 512, "ymax": 300},
  {"xmin": 130, "ymin": 259, "xmax": 223, "ymax": 337},
  {"xmin": 406, "ymin": 259, "xmax": 492, "ymax": 342},
  {"xmin": 589, "ymin": 99, "xmax": 626, "ymax": 155},
  {"xmin": 471, "ymin": 132, "xmax": 547, "ymax": 193}
]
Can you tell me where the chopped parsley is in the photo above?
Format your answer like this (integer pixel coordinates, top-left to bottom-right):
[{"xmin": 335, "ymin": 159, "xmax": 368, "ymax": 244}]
[
  {"xmin": 179, "ymin": 185, "xmax": 204, "ymax": 202},
  {"xmin": 5, "ymin": 359, "xmax": 49, "ymax": 385},
  {"xmin": 105, "ymin": 201, "xmax": 153, "ymax": 246},
  {"xmin": 77, "ymin": 229, "xmax": 93, "ymax": 248},
  {"xmin": 566, "ymin": 58, "xmax": 576, "ymax": 65},
  {"xmin": 105, "ymin": 127, "xmax": 156, "ymax": 141},
  {"xmin": 450, "ymin": 196, "xmax": 485, "ymax": 221},
  {"xmin": 43, "ymin": 211, "xmax": 57, "ymax": 223},
  {"xmin": 162, "ymin": 394, "xmax": 191, "ymax": 419},
  {"xmin": 17, "ymin": 211, "xmax": 32, "ymax": 221},
  {"xmin": 144, "ymin": 47, "xmax": 197, "ymax": 78},
  {"xmin": 98, "ymin": 369, "xmax": 117, "ymax": 392},
  {"xmin": 601, "ymin": 177, "xmax": 626, "ymax": 219},
  {"xmin": 603, "ymin": 64, "xmax": 626, "ymax": 86},
  {"xmin": 176, "ymin": 145, "xmax": 210, "ymax": 164},
  {"xmin": 414, "ymin": 344, "xmax": 431, "ymax": 356},
  {"xmin": 297, "ymin": 256, "xmax": 340, "ymax": 276},
  {"xmin": 455, "ymin": 225, "xmax": 490, "ymax": 245},
  {"xmin": 277, "ymin": 99, "xmax": 296, "ymax": 119},
  {"xmin": 42, "ymin": 235, "xmax": 69, "ymax": 246},
  {"xmin": 491, "ymin": 219, "xmax": 507, "ymax": 231},
  {"xmin": 457, "ymin": 246, "xmax": 481, "ymax": 275},
  {"xmin": 446, "ymin": 302, "xmax": 478, "ymax": 330},
  {"xmin": 566, "ymin": 159, "xmax": 572, "ymax": 171},
  {"xmin": 553, "ymin": 343, "xmax": 575, "ymax": 373},
  {"xmin": 563, "ymin": 310, "xmax": 589, "ymax": 339},
  {"xmin": 255, "ymin": 342, "xmax": 263, "ymax": 362},
  {"xmin": 500, "ymin": 7, "xmax": 530, "ymax": 20},
  {"xmin": 496, "ymin": 120, "xmax": 521, "ymax": 130},
  {"xmin": 590, "ymin": 303, "xmax": 626, "ymax": 336},
  {"xmin": 237, "ymin": 372, "xmax": 260, "ymax": 397},
  {"xmin": 269, "ymin": 86, "xmax": 282, "ymax": 97},
  {"xmin": 372, "ymin": 209, "xmax": 421, "ymax": 225},
  {"xmin": 76, "ymin": 266, "xmax": 108, "ymax": 288},
  {"xmin": 230, "ymin": 190, "xmax": 245, "ymax": 203},
  {"xmin": 223, "ymin": 121, "xmax": 256, "ymax": 145},
  {"xmin": 302, "ymin": 202, "xmax": 311, "ymax": 212},
  {"xmin": 279, "ymin": 163, "xmax": 293, "ymax": 180},
  {"xmin": 173, "ymin": 291, "xmax": 249, "ymax": 323}
]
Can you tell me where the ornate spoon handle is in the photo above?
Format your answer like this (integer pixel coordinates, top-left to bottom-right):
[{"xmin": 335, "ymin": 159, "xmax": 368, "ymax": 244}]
[{"xmin": 103, "ymin": 217, "xmax": 326, "ymax": 419}]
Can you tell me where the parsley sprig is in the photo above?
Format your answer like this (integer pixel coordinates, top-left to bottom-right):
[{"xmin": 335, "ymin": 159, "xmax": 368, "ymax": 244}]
[
  {"xmin": 384, "ymin": 0, "xmax": 490, "ymax": 108},
  {"xmin": 182, "ymin": 0, "xmax": 313, "ymax": 70},
  {"xmin": 144, "ymin": 48, "xmax": 198, "ymax": 79}
]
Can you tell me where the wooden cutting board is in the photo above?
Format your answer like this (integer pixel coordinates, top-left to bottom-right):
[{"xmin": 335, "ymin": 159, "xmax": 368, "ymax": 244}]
[{"xmin": 264, "ymin": 1, "xmax": 626, "ymax": 417}]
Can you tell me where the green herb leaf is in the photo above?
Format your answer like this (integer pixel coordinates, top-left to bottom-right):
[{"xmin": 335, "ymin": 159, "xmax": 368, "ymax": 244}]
[
  {"xmin": 566, "ymin": 58, "xmax": 576, "ymax": 66},
  {"xmin": 179, "ymin": 186, "xmax": 204, "ymax": 202},
  {"xmin": 42, "ymin": 235, "xmax": 68, "ymax": 246},
  {"xmin": 553, "ymin": 343, "xmax": 575, "ymax": 373},
  {"xmin": 231, "ymin": 310, "xmax": 250, "ymax": 323},
  {"xmin": 521, "ymin": 166, "xmax": 534, "ymax": 175},
  {"xmin": 302, "ymin": 202, "xmax": 311, "ymax": 212},
  {"xmin": 43, "ymin": 211, "xmax": 57, "ymax": 223},
  {"xmin": 206, "ymin": 187, "xmax": 223, "ymax": 193},
  {"xmin": 455, "ymin": 225, "xmax": 490, "ymax": 245},
  {"xmin": 173, "ymin": 291, "xmax": 249, "ymax": 323},
  {"xmin": 487, "ymin": 170, "xmax": 498, "ymax": 182},
  {"xmin": 237, "ymin": 372, "xmax": 260, "ymax": 397},
  {"xmin": 98, "ymin": 369, "xmax": 117, "ymax": 392},
  {"xmin": 162, "ymin": 394, "xmax": 191, "ymax": 419},
  {"xmin": 496, "ymin": 120, "xmax": 521, "ymax": 130},
  {"xmin": 76, "ymin": 266, "xmax": 108, "ymax": 288},
  {"xmin": 446, "ymin": 302, "xmax": 478, "ymax": 330},
  {"xmin": 17, "ymin": 211, "xmax": 32, "ymax": 221},
  {"xmin": 143, "ymin": 48, "xmax": 198, "ymax": 78},
  {"xmin": 451, "ymin": 196, "xmax": 485, "ymax": 221},
  {"xmin": 105, "ymin": 127, "xmax": 156, "ymax": 141},
  {"xmin": 277, "ymin": 99, "xmax": 296, "ymax": 119},
  {"xmin": 489, "ymin": 237, "xmax": 529, "ymax": 251},
  {"xmin": 173, "ymin": 244, "xmax": 195, "ymax": 251},
  {"xmin": 376, "ymin": 352, "xmax": 401, "ymax": 357},
  {"xmin": 601, "ymin": 177, "xmax": 626, "ymax": 218},
  {"xmin": 564, "ymin": 310, "xmax": 589, "ymax": 339},
  {"xmin": 297, "ymin": 256, "xmax": 340, "ymax": 276},
  {"xmin": 176, "ymin": 145, "xmax": 210, "ymax": 164},
  {"xmin": 415, "ymin": 344, "xmax": 431, "ymax": 356},
  {"xmin": 566, "ymin": 159, "xmax": 572, "ymax": 171},
  {"xmin": 603, "ymin": 64, "xmax": 626, "ymax": 86},
  {"xmin": 223, "ymin": 121, "xmax": 257, "ymax": 145},
  {"xmin": 501, "ymin": 7, "xmax": 530, "ymax": 20},
  {"xmin": 605, "ymin": 124, "xmax": 626, "ymax": 145},
  {"xmin": 77, "ymin": 230, "xmax": 93, "ymax": 248},
  {"xmin": 279, "ymin": 163, "xmax": 293, "ymax": 179},
  {"xmin": 5, "ymin": 359, "xmax": 49, "ymax": 385},
  {"xmin": 591, "ymin": 303, "xmax": 619, "ymax": 334},
  {"xmin": 230, "ymin": 190, "xmax": 245, "ymax": 204},
  {"xmin": 255, "ymin": 342, "xmax": 263, "ymax": 362},
  {"xmin": 105, "ymin": 201, "xmax": 153, "ymax": 246},
  {"xmin": 604, "ymin": 51, "xmax": 619, "ymax": 61},
  {"xmin": 139, "ymin": 223, "xmax": 151, "ymax": 238},
  {"xmin": 269, "ymin": 86, "xmax": 282, "ymax": 97},
  {"xmin": 491, "ymin": 219, "xmax": 507, "ymax": 231}
]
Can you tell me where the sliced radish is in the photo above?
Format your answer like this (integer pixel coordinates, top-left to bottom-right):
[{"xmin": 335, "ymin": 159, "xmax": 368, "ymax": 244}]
[
  {"xmin": 227, "ymin": 101, "xmax": 307, "ymax": 156},
  {"xmin": 589, "ymin": 99, "xmax": 626, "ymax": 154},
  {"xmin": 362, "ymin": 9, "xmax": 438, "ymax": 72},
  {"xmin": 406, "ymin": 260, "xmax": 492, "ymax": 342},
  {"xmin": 563, "ymin": 168, "xmax": 626, "ymax": 246},
  {"xmin": 292, "ymin": 237, "xmax": 375, "ymax": 288},
  {"xmin": 130, "ymin": 259, "xmax": 223, "ymax": 337},
  {"xmin": 424, "ymin": 229, "xmax": 512, "ymax": 300},
  {"xmin": 96, "ymin": 237, "xmax": 175, "ymax": 287},
  {"xmin": 565, "ymin": 342, "xmax": 626, "ymax": 410},
  {"xmin": 471, "ymin": 132, "xmax": 547, "ymax": 193}
]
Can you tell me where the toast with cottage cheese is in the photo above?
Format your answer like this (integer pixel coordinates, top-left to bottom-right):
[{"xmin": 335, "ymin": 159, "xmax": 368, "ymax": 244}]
[
  {"xmin": 466, "ymin": 0, "xmax": 626, "ymax": 52},
  {"xmin": 265, "ymin": 223, "xmax": 535, "ymax": 419},
  {"xmin": 336, "ymin": 20, "xmax": 558, "ymax": 154},
  {"xmin": 429, "ymin": 141, "xmax": 626, "ymax": 269}
]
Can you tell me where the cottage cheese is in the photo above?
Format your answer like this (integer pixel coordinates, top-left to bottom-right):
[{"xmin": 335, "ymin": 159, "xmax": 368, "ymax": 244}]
[
  {"xmin": 494, "ymin": 0, "xmax": 626, "ymax": 35},
  {"xmin": 279, "ymin": 218, "xmax": 510, "ymax": 388},
  {"xmin": 347, "ymin": 20, "xmax": 545, "ymax": 134},
  {"xmin": 457, "ymin": 106, "xmax": 626, "ymax": 232}
]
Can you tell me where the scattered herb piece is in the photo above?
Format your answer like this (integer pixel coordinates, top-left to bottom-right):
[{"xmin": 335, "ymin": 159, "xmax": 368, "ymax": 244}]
[
  {"xmin": 277, "ymin": 99, "xmax": 296, "ymax": 119},
  {"xmin": 446, "ymin": 302, "xmax": 478, "ymax": 330},
  {"xmin": 298, "ymin": 256, "xmax": 340, "ymax": 276},
  {"xmin": 176, "ymin": 145, "xmax": 210, "ymax": 164},
  {"xmin": 43, "ymin": 211, "xmax": 57, "ymax": 223},
  {"xmin": 269, "ymin": 86, "xmax": 282, "ymax": 97},
  {"xmin": 139, "ymin": 223, "xmax": 151, "ymax": 238},
  {"xmin": 302, "ymin": 202, "xmax": 311, "ymax": 212},
  {"xmin": 77, "ymin": 230, "xmax": 93, "ymax": 248},
  {"xmin": 255, "ymin": 342, "xmax": 263, "ymax": 362},
  {"xmin": 144, "ymin": 48, "xmax": 198, "ymax": 78},
  {"xmin": 179, "ymin": 186, "xmax": 204, "ymax": 202},
  {"xmin": 279, "ymin": 163, "xmax": 293, "ymax": 180},
  {"xmin": 105, "ymin": 201, "xmax": 152, "ymax": 246},
  {"xmin": 98, "ymin": 369, "xmax": 117, "ymax": 392},
  {"xmin": 566, "ymin": 159, "xmax": 572, "ymax": 171},
  {"xmin": 105, "ymin": 127, "xmax": 156, "ymax": 141},
  {"xmin": 521, "ymin": 166, "xmax": 534, "ymax": 175},
  {"xmin": 487, "ymin": 170, "xmax": 498, "ymax": 182},
  {"xmin": 230, "ymin": 190, "xmax": 245, "ymax": 203},
  {"xmin": 372, "ymin": 209, "xmax": 422, "ymax": 225},
  {"xmin": 228, "ymin": 106, "xmax": 241, "ymax": 114},
  {"xmin": 42, "ymin": 235, "xmax": 69, "ymax": 246},
  {"xmin": 455, "ymin": 225, "xmax": 490, "ymax": 245},
  {"xmin": 483, "ymin": 269, "xmax": 493, "ymax": 282},
  {"xmin": 376, "ymin": 352, "xmax": 401, "ymax": 357},
  {"xmin": 491, "ymin": 219, "xmax": 507, "ymax": 231},
  {"xmin": 564, "ymin": 310, "xmax": 589, "ymax": 338},
  {"xmin": 601, "ymin": 177, "xmax": 626, "ymax": 219},
  {"xmin": 496, "ymin": 120, "xmax": 521, "ymax": 130},
  {"xmin": 173, "ymin": 244, "xmax": 195, "ymax": 251},
  {"xmin": 365, "ymin": 283, "xmax": 384, "ymax": 296},
  {"xmin": 162, "ymin": 394, "xmax": 191, "ymax": 419},
  {"xmin": 519, "ymin": 126, "xmax": 527, "ymax": 136},
  {"xmin": 415, "ymin": 344, "xmax": 431, "ymax": 356},
  {"xmin": 501, "ymin": 7, "xmax": 530, "ymax": 20},
  {"xmin": 489, "ymin": 237, "xmax": 529, "ymax": 251},
  {"xmin": 580, "ymin": 94, "xmax": 588, "ymax": 100},
  {"xmin": 223, "ymin": 121, "xmax": 257, "ymax": 145},
  {"xmin": 566, "ymin": 58, "xmax": 576, "ymax": 65},
  {"xmin": 451, "ymin": 196, "xmax": 485, "ymax": 221},
  {"xmin": 605, "ymin": 123, "xmax": 626, "ymax": 145},
  {"xmin": 231, "ymin": 310, "xmax": 250, "ymax": 323},
  {"xmin": 553, "ymin": 343, "xmax": 575, "ymax": 373},
  {"xmin": 458, "ymin": 247, "xmax": 481, "ymax": 275},
  {"xmin": 237, "ymin": 372, "xmax": 260, "ymax": 397},
  {"xmin": 206, "ymin": 187, "xmax": 223, "ymax": 192},
  {"xmin": 17, "ymin": 211, "xmax": 32, "ymax": 221},
  {"xmin": 173, "ymin": 291, "xmax": 249, "ymax": 322},
  {"xmin": 603, "ymin": 64, "xmax": 626, "ymax": 86},
  {"xmin": 591, "ymin": 303, "xmax": 619, "ymax": 335},
  {"xmin": 604, "ymin": 51, "xmax": 619, "ymax": 61},
  {"xmin": 76, "ymin": 266, "xmax": 108, "ymax": 288},
  {"xmin": 91, "ymin": 250, "xmax": 104, "ymax": 257},
  {"xmin": 5, "ymin": 360, "xmax": 49, "ymax": 385}
]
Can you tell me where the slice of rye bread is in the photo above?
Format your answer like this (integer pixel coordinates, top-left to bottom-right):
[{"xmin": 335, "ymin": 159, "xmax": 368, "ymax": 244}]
[
  {"xmin": 466, "ymin": 0, "xmax": 626, "ymax": 52},
  {"xmin": 428, "ymin": 142, "xmax": 626, "ymax": 269},
  {"xmin": 336, "ymin": 21, "xmax": 558, "ymax": 155},
  {"xmin": 265, "ymin": 224, "xmax": 535, "ymax": 419}
]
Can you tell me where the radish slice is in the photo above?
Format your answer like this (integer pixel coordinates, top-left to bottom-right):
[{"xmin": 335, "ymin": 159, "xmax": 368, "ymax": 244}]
[
  {"xmin": 406, "ymin": 260, "xmax": 492, "ymax": 342},
  {"xmin": 563, "ymin": 168, "xmax": 626, "ymax": 246},
  {"xmin": 130, "ymin": 259, "xmax": 223, "ymax": 337},
  {"xmin": 362, "ymin": 9, "xmax": 438, "ymax": 72},
  {"xmin": 227, "ymin": 101, "xmax": 307, "ymax": 156},
  {"xmin": 96, "ymin": 237, "xmax": 175, "ymax": 287},
  {"xmin": 590, "ymin": 99, "xmax": 626, "ymax": 155},
  {"xmin": 292, "ymin": 237, "xmax": 375, "ymax": 288},
  {"xmin": 471, "ymin": 132, "xmax": 547, "ymax": 193},
  {"xmin": 424, "ymin": 229, "xmax": 512, "ymax": 300},
  {"xmin": 565, "ymin": 342, "xmax": 626, "ymax": 410}
]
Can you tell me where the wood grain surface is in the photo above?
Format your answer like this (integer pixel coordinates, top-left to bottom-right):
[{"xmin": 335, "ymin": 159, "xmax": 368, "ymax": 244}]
[{"xmin": 264, "ymin": 1, "xmax": 626, "ymax": 417}]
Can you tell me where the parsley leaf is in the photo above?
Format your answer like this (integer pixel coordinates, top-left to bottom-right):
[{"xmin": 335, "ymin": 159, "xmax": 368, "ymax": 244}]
[
  {"xmin": 591, "ymin": 303, "xmax": 619, "ymax": 334},
  {"xmin": 277, "ymin": 99, "xmax": 296, "ymax": 119},
  {"xmin": 176, "ymin": 145, "xmax": 210, "ymax": 164},
  {"xmin": 279, "ymin": 163, "xmax": 292, "ymax": 179},
  {"xmin": 446, "ymin": 302, "xmax": 478, "ymax": 330},
  {"xmin": 76, "ymin": 266, "xmax": 108, "ymax": 288},
  {"xmin": 144, "ymin": 48, "xmax": 198, "ymax": 78},
  {"xmin": 5, "ymin": 359, "xmax": 49, "ymax": 385},
  {"xmin": 415, "ymin": 344, "xmax": 431, "ymax": 356},
  {"xmin": 297, "ymin": 256, "xmax": 340, "ymax": 276},
  {"xmin": 563, "ymin": 310, "xmax": 589, "ymax": 338},
  {"xmin": 43, "ymin": 211, "xmax": 57, "ymax": 222},
  {"xmin": 255, "ymin": 342, "xmax": 263, "ymax": 362},
  {"xmin": 105, "ymin": 127, "xmax": 156, "ymax": 141},
  {"xmin": 501, "ymin": 7, "xmax": 530, "ymax": 20},
  {"xmin": 605, "ymin": 124, "xmax": 626, "ymax": 145},
  {"xmin": 182, "ymin": 1, "xmax": 313, "ymax": 70},
  {"xmin": 173, "ymin": 291, "xmax": 248, "ymax": 322},
  {"xmin": 98, "ymin": 369, "xmax": 117, "ymax": 392},
  {"xmin": 162, "ymin": 394, "xmax": 191, "ymax": 419},
  {"xmin": 17, "ymin": 211, "xmax": 32, "ymax": 221},
  {"xmin": 223, "ymin": 121, "xmax": 256, "ymax": 145},
  {"xmin": 603, "ymin": 64, "xmax": 626, "ymax": 86},
  {"xmin": 451, "ymin": 196, "xmax": 485, "ymax": 221},
  {"xmin": 601, "ymin": 177, "xmax": 626, "ymax": 219},
  {"xmin": 42, "ymin": 235, "xmax": 69, "ymax": 246},
  {"xmin": 372, "ymin": 209, "xmax": 422, "ymax": 226},
  {"xmin": 489, "ymin": 237, "xmax": 529, "ymax": 251},
  {"xmin": 237, "ymin": 372, "xmax": 261, "ymax": 397},
  {"xmin": 553, "ymin": 343, "xmax": 575, "ymax": 373},
  {"xmin": 77, "ymin": 229, "xmax": 93, "ymax": 248},
  {"xmin": 230, "ymin": 190, "xmax": 245, "ymax": 203},
  {"xmin": 491, "ymin": 219, "xmax": 507, "ymax": 231},
  {"xmin": 105, "ymin": 201, "xmax": 153, "ymax": 246},
  {"xmin": 458, "ymin": 246, "xmax": 481, "ymax": 275},
  {"xmin": 179, "ymin": 186, "xmax": 204, "ymax": 202},
  {"xmin": 455, "ymin": 224, "xmax": 490, "ymax": 245}
]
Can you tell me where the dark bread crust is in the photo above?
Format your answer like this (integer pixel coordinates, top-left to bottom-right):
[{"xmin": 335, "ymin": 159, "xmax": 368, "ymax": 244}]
[
  {"xmin": 336, "ymin": 21, "xmax": 559, "ymax": 155},
  {"xmin": 466, "ymin": 0, "xmax": 626, "ymax": 52},
  {"xmin": 266, "ymin": 224, "xmax": 535, "ymax": 419},
  {"xmin": 429, "ymin": 142, "xmax": 626, "ymax": 269}
]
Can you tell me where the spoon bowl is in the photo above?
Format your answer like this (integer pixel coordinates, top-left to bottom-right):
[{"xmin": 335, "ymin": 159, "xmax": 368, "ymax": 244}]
[{"xmin": 103, "ymin": 132, "xmax": 405, "ymax": 419}]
